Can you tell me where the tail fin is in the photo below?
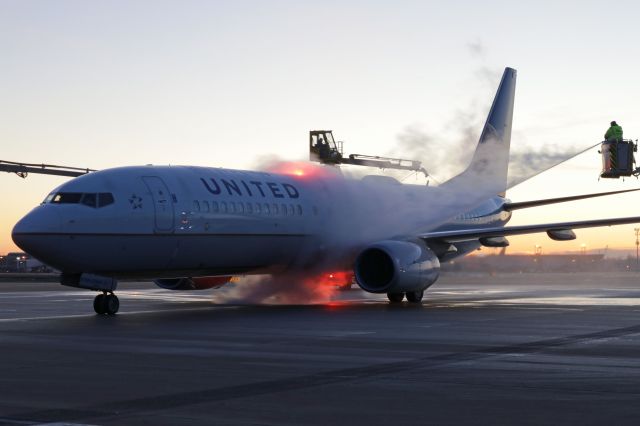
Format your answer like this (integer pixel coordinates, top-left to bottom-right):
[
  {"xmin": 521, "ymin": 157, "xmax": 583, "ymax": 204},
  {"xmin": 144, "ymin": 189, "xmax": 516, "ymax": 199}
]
[{"xmin": 442, "ymin": 67, "xmax": 517, "ymax": 197}]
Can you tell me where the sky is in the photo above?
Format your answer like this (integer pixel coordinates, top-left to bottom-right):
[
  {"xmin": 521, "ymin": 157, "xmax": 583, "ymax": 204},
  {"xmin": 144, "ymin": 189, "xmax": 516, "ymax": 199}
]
[{"xmin": 2, "ymin": 0, "xmax": 640, "ymax": 256}]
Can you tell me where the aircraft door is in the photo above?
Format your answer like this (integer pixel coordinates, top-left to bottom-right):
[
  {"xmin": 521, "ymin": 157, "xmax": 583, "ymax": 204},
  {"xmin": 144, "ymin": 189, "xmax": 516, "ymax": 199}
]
[{"xmin": 142, "ymin": 176, "xmax": 175, "ymax": 233}]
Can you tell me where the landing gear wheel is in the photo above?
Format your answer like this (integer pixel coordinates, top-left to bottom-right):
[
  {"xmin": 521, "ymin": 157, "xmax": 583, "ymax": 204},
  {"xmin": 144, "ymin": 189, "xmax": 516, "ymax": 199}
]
[
  {"xmin": 93, "ymin": 293, "xmax": 106, "ymax": 315},
  {"xmin": 406, "ymin": 290, "xmax": 424, "ymax": 303},
  {"xmin": 387, "ymin": 292, "xmax": 405, "ymax": 303},
  {"xmin": 105, "ymin": 294, "xmax": 119, "ymax": 315},
  {"xmin": 93, "ymin": 293, "xmax": 119, "ymax": 315}
]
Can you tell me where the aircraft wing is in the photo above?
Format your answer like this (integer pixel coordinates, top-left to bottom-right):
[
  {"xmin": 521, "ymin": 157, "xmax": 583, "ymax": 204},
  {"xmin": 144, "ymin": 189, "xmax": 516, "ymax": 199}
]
[
  {"xmin": 504, "ymin": 188, "xmax": 640, "ymax": 211},
  {"xmin": 420, "ymin": 216, "xmax": 640, "ymax": 243}
]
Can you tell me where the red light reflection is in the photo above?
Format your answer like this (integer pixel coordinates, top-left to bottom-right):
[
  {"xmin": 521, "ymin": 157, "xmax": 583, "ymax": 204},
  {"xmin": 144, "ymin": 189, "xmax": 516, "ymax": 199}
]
[
  {"xmin": 310, "ymin": 271, "xmax": 354, "ymax": 291},
  {"xmin": 288, "ymin": 270, "xmax": 355, "ymax": 304},
  {"xmin": 267, "ymin": 161, "xmax": 335, "ymax": 180}
]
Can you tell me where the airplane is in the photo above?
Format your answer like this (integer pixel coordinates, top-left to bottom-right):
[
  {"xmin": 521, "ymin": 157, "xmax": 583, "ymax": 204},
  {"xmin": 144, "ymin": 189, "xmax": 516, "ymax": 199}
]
[{"xmin": 11, "ymin": 67, "xmax": 640, "ymax": 315}]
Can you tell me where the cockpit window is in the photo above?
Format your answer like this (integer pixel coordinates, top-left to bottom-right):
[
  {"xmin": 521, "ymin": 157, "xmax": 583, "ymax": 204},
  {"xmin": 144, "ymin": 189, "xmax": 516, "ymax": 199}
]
[
  {"xmin": 48, "ymin": 192, "xmax": 115, "ymax": 208},
  {"xmin": 98, "ymin": 193, "xmax": 114, "ymax": 207},
  {"xmin": 42, "ymin": 193, "xmax": 55, "ymax": 204},
  {"xmin": 51, "ymin": 193, "xmax": 83, "ymax": 204},
  {"xmin": 81, "ymin": 193, "xmax": 97, "ymax": 208}
]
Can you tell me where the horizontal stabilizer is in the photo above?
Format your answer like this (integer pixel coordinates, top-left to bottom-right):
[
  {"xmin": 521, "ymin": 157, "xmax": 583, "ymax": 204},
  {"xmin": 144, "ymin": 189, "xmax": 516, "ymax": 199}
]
[{"xmin": 504, "ymin": 188, "xmax": 640, "ymax": 211}]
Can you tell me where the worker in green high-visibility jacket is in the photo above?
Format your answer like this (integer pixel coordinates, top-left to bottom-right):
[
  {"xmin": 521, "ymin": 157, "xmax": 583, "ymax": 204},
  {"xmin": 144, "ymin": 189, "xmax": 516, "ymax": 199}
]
[{"xmin": 605, "ymin": 121, "xmax": 624, "ymax": 141}]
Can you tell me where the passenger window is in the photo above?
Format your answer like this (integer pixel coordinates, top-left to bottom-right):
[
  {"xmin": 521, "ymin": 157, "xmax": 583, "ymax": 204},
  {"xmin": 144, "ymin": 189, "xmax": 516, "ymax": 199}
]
[
  {"xmin": 221, "ymin": 202, "xmax": 227, "ymax": 213},
  {"xmin": 281, "ymin": 203, "xmax": 287, "ymax": 216},
  {"xmin": 288, "ymin": 204, "xmax": 294, "ymax": 216},
  {"xmin": 81, "ymin": 193, "xmax": 97, "ymax": 208},
  {"xmin": 272, "ymin": 204, "xmax": 279, "ymax": 215},
  {"xmin": 263, "ymin": 203, "xmax": 270, "ymax": 215},
  {"xmin": 238, "ymin": 203, "xmax": 244, "ymax": 214},
  {"xmin": 297, "ymin": 205, "xmax": 303, "ymax": 216},
  {"xmin": 98, "ymin": 193, "xmax": 114, "ymax": 207},
  {"xmin": 229, "ymin": 202, "xmax": 235, "ymax": 213},
  {"xmin": 255, "ymin": 203, "xmax": 261, "ymax": 214},
  {"xmin": 246, "ymin": 202, "xmax": 253, "ymax": 214},
  {"xmin": 193, "ymin": 200, "xmax": 200, "ymax": 212},
  {"xmin": 202, "ymin": 201, "xmax": 210, "ymax": 212},
  {"xmin": 212, "ymin": 201, "xmax": 219, "ymax": 213}
]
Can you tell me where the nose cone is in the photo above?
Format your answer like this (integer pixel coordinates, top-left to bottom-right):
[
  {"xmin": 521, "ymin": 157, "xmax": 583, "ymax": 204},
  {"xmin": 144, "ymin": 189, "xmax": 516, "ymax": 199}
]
[{"xmin": 12, "ymin": 206, "xmax": 62, "ymax": 258}]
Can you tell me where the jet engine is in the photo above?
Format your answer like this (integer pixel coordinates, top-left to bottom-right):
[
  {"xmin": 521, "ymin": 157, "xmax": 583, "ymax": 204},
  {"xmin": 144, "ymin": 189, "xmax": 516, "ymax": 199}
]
[
  {"xmin": 154, "ymin": 276, "xmax": 233, "ymax": 291},
  {"xmin": 354, "ymin": 240, "xmax": 440, "ymax": 294}
]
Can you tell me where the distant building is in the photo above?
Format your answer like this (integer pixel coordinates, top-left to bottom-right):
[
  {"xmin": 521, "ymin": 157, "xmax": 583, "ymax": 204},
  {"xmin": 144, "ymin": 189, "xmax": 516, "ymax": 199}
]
[
  {"xmin": 0, "ymin": 253, "xmax": 51, "ymax": 273},
  {"xmin": 0, "ymin": 252, "xmax": 28, "ymax": 272},
  {"xmin": 441, "ymin": 253, "xmax": 633, "ymax": 273}
]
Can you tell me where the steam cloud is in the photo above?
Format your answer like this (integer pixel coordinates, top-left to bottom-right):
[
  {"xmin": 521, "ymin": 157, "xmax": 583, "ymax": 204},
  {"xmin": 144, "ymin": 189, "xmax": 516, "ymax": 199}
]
[
  {"xmin": 388, "ymin": 41, "xmax": 590, "ymax": 188},
  {"xmin": 387, "ymin": 43, "xmax": 500, "ymax": 182},
  {"xmin": 211, "ymin": 45, "xmax": 591, "ymax": 305},
  {"xmin": 507, "ymin": 144, "xmax": 585, "ymax": 188},
  {"xmin": 391, "ymin": 118, "xmax": 480, "ymax": 182},
  {"xmin": 392, "ymin": 118, "xmax": 589, "ymax": 189},
  {"xmin": 212, "ymin": 155, "xmax": 504, "ymax": 305},
  {"xmin": 212, "ymin": 272, "xmax": 339, "ymax": 305}
]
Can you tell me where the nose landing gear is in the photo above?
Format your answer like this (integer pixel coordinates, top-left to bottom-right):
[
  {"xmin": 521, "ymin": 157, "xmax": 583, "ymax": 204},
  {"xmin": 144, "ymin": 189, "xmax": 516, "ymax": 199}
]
[
  {"xmin": 59, "ymin": 273, "xmax": 119, "ymax": 315},
  {"xmin": 93, "ymin": 292, "xmax": 120, "ymax": 315}
]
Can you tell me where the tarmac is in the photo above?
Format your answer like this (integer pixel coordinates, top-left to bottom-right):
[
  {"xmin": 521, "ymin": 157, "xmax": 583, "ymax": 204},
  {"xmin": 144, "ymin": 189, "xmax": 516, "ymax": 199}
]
[{"xmin": 1, "ymin": 272, "xmax": 640, "ymax": 425}]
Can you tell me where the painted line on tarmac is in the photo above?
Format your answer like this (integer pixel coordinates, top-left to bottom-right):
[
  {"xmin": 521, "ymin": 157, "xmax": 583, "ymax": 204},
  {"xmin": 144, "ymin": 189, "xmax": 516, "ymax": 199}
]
[{"xmin": 0, "ymin": 306, "xmax": 235, "ymax": 323}]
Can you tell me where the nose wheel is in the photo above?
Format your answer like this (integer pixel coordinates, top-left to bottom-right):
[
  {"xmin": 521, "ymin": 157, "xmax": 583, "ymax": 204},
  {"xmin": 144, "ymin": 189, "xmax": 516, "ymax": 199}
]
[{"xmin": 93, "ymin": 292, "xmax": 119, "ymax": 315}]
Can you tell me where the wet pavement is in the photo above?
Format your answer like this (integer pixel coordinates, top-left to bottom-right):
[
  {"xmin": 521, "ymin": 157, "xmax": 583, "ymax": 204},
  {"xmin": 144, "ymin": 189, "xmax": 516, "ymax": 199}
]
[{"xmin": 1, "ymin": 272, "xmax": 640, "ymax": 425}]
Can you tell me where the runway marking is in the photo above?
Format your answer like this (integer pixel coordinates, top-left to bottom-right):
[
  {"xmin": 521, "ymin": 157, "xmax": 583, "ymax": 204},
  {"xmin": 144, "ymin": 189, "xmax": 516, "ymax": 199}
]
[
  {"xmin": 491, "ymin": 305, "xmax": 583, "ymax": 311},
  {"xmin": 0, "ymin": 417, "xmax": 36, "ymax": 425},
  {"xmin": 0, "ymin": 306, "xmax": 236, "ymax": 323},
  {"xmin": 36, "ymin": 423, "xmax": 98, "ymax": 426},
  {"xmin": 0, "ymin": 418, "xmax": 97, "ymax": 425},
  {"xmin": 326, "ymin": 331, "xmax": 376, "ymax": 337},
  {"xmin": 0, "ymin": 314, "xmax": 92, "ymax": 323},
  {"xmin": 10, "ymin": 321, "xmax": 640, "ymax": 424}
]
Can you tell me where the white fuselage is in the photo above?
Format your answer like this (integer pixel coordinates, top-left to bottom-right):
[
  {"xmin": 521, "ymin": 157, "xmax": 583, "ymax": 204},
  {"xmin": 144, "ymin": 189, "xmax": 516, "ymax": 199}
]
[{"xmin": 12, "ymin": 165, "xmax": 511, "ymax": 278}]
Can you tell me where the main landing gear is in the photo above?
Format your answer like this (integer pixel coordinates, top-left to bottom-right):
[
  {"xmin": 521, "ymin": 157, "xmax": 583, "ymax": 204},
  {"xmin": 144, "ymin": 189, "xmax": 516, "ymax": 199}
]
[
  {"xmin": 387, "ymin": 290, "xmax": 424, "ymax": 304},
  {"xmin": 93, "ymin": 292, "xmax": 119, "ymax": 315}
]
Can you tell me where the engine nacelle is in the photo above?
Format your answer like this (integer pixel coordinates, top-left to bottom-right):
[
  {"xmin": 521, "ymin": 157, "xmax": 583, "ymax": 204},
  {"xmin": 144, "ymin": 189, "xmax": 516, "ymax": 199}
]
[
  {"xmin": 354, "ymin": 240, "xmax": 440, "ymax": 294},
  {"xmin": 154, "ymin": 276, "xmax": 233, "ymax": 291}
]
